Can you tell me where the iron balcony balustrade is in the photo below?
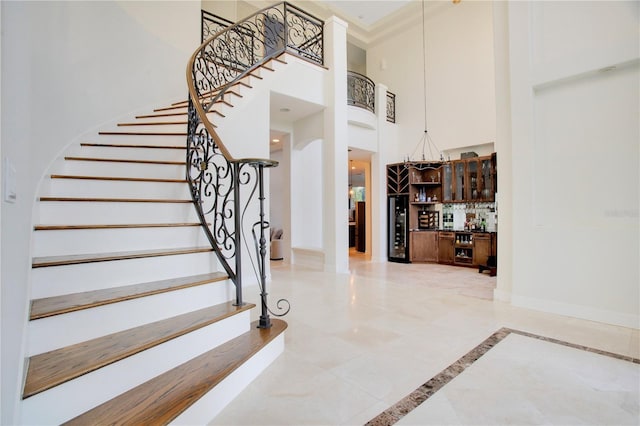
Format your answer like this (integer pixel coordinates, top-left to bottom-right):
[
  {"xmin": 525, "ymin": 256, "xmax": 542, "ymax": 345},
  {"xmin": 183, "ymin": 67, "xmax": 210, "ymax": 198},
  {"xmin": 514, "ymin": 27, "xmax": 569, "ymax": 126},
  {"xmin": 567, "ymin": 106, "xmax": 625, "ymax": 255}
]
[
  {"xmin": 386, "ymin": 91, "xmax": 396, "ymax": 123},
  {"xmin": 347, "ymin": 71, "xmax": 375, "ymax": 113},
  {"xmin": 204, "ymin": 13, "xmax": 396, "ymax": 123},
  {"xmin": 187, "ymin": 2, "xmax": 324, "ymax": 327},
  {"xmin": 347, "ymin": 71, "xmax": 397, "ymax": 123}
]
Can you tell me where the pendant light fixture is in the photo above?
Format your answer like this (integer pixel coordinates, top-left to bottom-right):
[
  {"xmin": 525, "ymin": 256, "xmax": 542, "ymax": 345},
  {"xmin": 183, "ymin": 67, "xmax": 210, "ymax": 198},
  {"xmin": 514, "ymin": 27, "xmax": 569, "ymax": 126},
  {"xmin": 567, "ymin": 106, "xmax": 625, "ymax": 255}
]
[{"xmin": 405, "ymin": 0, "xmax": 447, "ymax": 170}]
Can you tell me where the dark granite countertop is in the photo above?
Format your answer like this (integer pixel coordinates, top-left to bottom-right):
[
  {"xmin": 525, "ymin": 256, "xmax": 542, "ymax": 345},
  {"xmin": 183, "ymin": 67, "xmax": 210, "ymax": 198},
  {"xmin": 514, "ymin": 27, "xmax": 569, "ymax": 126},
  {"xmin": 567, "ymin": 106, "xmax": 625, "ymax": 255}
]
[{"xmin": 410, "ymin": 228, "xmax": 497, "ymax": 234}]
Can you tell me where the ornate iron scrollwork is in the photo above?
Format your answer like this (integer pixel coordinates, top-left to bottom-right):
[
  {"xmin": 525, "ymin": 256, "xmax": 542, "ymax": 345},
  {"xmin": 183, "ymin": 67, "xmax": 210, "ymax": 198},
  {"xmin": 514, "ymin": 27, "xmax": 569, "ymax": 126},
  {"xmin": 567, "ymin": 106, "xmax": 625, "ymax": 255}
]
[
  {"xmin": 347, "ymin": 71, "xmax": 375, "ymax": 114},
  {"xmin": 386, "ymin": 91, "xmax": 396, "ymax": 123},
  {"xmin": 188, "ymin": 2, "xmax": 323, "ymax": 325}
]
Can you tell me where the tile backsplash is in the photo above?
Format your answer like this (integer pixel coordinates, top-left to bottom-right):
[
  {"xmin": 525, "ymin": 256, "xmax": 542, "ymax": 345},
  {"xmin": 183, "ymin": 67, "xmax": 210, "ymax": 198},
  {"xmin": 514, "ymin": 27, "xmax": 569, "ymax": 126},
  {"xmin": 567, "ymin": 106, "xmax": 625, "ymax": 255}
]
[{"xmin": 442, "ymin": 202, "xmax": 497, "ymax": 232}]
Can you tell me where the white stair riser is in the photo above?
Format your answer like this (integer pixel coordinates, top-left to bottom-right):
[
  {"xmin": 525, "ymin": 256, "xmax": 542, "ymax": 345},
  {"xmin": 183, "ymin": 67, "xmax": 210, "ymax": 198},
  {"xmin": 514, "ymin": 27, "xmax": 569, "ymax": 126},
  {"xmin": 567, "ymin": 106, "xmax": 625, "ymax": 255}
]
[
  {"xmin": 61, "ymin": 160, "xmax": 186, "ymax": 179},
  {"xmin": 107, "ymin": 123, "xmax": 188, "ymax": 133},
  {"xmin": 78, "ymin": 146, "xmax": 186, "ymax": 162},
  {"xmin": 38, "ymin": 201, "xmax": 198, "ymax": 224},
  {"xmin": 44, "ymin": 179, "xmax": 191, "ymax": 199},
  {"xmin": 94, "ymin": 134, "xmax": 187, "ymax": 145},
  {"xmin": 171, "ymin": 332, "xmax": 285, "ymax": 426},
  {"xmin": 28, "ymin": 279, "xmax": 235, "ymax": 355},
  {"xmin": 31, "ymin": 251, "xmax": 221, "ymax": 298},
  {"xmin": 130, "ymin": 114, "xmax": 188, "ymax": 124},
  {"xmin": 32, "ymin": 226, "xmax": 209, "ymax": 257},
  {"xmin": 21, "ymin": 311, "xmax": 250, "ymax": 426}
]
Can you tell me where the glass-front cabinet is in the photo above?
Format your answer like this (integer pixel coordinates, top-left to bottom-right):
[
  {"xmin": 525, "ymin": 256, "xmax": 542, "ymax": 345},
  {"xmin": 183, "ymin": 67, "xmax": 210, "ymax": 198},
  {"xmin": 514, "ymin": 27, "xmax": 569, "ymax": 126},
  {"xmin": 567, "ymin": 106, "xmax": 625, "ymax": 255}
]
[
  {"xmin": 467, "ymin": 159, "xmax": 479, "ymax": 201},
  {"xmin": 450, "ymin": 155, "xmax": 496, "ymax": 202},
  {"xmin": 442, "ymin": 163, "xmax": 453, "ymax": 202},
  {"xmin": 454, "ymin": 161, "xmax": 466, "ymax": 201},
  {"xmin": 480, "ymin": 157, "xmax": 494, "ymax": 201}
]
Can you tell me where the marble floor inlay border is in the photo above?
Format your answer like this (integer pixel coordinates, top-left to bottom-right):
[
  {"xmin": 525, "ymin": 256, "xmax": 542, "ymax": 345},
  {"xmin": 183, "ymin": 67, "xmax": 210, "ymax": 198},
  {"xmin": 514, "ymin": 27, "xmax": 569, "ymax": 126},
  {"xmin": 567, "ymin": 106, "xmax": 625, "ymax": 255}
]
[{"xmin": 365, "ymin": 327, "xmax": 640, "ymax": 426}]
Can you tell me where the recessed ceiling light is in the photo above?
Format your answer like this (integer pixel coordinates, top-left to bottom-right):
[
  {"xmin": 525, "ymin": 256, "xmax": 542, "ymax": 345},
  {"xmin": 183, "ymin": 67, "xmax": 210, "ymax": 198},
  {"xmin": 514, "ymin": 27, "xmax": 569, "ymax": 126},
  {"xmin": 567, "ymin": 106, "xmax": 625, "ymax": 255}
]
[
  {"xmin": 272, "ymin": 139, "xmax": 280, "ymax": 143},
  {"xmin": 280, "ymin": 107, "xmax": 291, "ymax": 112}
]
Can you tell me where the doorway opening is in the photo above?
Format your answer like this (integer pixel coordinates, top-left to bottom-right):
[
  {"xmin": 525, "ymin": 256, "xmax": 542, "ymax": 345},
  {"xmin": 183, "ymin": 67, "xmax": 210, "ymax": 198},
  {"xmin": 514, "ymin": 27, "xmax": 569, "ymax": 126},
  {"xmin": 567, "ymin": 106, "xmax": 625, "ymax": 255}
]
[{"xmin": 348, "ymin": 149, "xmax": 372, "ymax": 259}]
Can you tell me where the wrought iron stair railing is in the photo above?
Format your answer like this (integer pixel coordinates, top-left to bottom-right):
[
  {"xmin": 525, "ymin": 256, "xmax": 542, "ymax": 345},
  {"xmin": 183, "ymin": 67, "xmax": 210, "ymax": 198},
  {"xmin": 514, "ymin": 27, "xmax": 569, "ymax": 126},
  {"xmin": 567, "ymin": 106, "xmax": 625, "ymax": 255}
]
[{"xmin": 186, "ymin": 2, "xmax": 323, "ymax": 327}]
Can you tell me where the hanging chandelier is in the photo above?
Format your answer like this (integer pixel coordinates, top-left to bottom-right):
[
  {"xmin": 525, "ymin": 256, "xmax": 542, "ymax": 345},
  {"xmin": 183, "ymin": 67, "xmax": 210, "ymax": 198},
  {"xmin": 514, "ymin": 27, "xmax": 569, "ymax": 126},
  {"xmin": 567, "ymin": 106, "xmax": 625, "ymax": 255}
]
[{"xmin": 404, "ymin": 0, "xmax": 447, "ymax": 171}]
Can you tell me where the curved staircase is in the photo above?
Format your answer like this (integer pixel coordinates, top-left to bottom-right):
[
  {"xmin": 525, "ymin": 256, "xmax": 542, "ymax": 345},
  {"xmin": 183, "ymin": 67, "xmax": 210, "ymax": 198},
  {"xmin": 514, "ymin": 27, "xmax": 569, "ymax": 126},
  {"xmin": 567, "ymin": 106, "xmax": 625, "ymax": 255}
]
[
  {"xmin": 22, "ymin": 72, "xmax": 287, "ymax": 425},
  {"xmin": 19, "ymin": 2, "xmax": 327, "ymax": 422}
]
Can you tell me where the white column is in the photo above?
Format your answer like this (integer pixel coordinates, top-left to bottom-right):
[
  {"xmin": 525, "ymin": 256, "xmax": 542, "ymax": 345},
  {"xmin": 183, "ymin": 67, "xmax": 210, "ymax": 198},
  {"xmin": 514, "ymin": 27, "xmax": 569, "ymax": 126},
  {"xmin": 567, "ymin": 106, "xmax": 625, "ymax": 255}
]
[
  {"xmin": 322, "ymin": 16, "xmax": 349, "ymax": 274},
  {"xmin": 492, "ymin": 1, "xmax": 513, "ymax": 301},
  {"xmin": 370, "ymin": 83, "xmax": 390, "ymax": 262}
]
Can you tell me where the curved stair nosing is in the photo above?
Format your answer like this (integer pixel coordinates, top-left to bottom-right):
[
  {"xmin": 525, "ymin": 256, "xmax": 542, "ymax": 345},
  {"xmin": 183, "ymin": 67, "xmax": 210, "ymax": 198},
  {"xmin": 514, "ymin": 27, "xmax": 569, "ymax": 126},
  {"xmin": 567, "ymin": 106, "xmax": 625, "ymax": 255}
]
[
  {"xmin": 63, "ymin": 319, "xmax": 287, "ymax": 426},
  {"xmin": 30, "ymin": 271, "xmax": 228, "ymax": 320},
  {"xmin": 135, "ymin": 109, "xmax": 226, "ymax": 119},
  {"xmin": 80, "ymin": 143, "xmax": 186, "ymax": 150},
  {"xmin": 34, "ymin": 223, "xmax": 203, "ymax": 231},
  {"xmin": 98, "ymin": 131, "xmax": 189, "ymax": 136},
  {"xmin": 39, "ymin": 196, "xmax": 192, "ymax": 203},
  {"xmin": 23, "ymin": 301, "xmax": 254, "ymax": 399},
  {"xmin": 32, "ymin": 246, "xmax": 213, "ymax": 268},
  {"xmin": 50, "ymin": 175, "xmax": 188, "ymax": 184},
  {"xmin": 64, "ymin": 156, "xmax": 186, "ymax": 165},
  {"xmin": 117, "ymin": 121, "xmax": 188, "ymax": 126}
]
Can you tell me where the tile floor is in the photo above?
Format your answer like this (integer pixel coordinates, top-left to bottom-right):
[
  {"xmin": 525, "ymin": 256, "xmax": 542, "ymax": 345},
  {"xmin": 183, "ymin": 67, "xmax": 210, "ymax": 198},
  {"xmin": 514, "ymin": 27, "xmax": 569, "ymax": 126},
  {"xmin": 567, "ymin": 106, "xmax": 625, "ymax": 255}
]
[{"xmin": 209, "ymin": 254, "xmax": 640, "ymax": 426}]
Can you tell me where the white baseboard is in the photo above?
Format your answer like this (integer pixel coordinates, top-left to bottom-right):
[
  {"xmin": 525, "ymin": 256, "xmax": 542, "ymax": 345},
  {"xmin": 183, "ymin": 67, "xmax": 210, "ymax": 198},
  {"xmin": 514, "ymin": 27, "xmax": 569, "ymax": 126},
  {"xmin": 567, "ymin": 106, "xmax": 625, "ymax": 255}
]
[{"xmin": 511, "ymin": 294, "xmax": 639, "ymax": 330}]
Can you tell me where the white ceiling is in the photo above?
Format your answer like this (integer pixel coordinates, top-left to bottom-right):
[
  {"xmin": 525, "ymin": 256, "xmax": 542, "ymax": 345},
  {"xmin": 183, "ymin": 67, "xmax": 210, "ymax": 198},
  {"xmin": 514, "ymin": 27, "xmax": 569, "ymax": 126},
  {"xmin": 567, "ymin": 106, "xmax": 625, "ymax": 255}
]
[
  {"xmin": 321, "ymin": 0, "xmax": 413, "ymax": 27},
  {"xmin": 266, "ymin": 0, "xmax": 437, "ymax": 175}
]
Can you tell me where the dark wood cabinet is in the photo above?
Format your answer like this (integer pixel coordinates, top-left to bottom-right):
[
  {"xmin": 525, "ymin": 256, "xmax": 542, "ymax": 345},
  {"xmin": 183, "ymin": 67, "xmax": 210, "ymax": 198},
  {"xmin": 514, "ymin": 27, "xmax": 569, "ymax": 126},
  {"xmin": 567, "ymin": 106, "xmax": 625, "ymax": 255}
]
[
  {"xmin": 441, "ymin": 163, "xmax": 453, "ymax": 202},
  {"xmin": 407, "ymin": 162, "xmax": 442, "ymax": 231},
  {"xmin": 449, "ymin": 155, "xmax": 497, "ymax": 202},
  {"xmin": 438, "ymin": 232, "xmax": 454, "ymax": 264},
  {"xmin": 387, "ymin": 159, "xmax": 497, "ymax": 267},
  {"xmin": 472, "ymin": 233, "xmax": 492, "ymax": 266},
  {"xmin": 410, "ymin": 231, "xmax": 438, "ymax": 262},
  {"xmin": 438, "ymin": 231, "xmax": 494, "ymax": 267}
]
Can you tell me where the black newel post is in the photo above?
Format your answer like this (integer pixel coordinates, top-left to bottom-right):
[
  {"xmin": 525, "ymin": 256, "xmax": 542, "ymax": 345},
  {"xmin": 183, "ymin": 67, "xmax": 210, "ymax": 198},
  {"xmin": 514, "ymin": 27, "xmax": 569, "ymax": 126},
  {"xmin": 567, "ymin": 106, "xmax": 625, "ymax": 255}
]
[
  {"xmin": 233, "ymin": 162, "xmax": 244, "ymax": 307},
  {"xmin": 256, "ymin": 163, "xmax": 272, "ymax": 329}
]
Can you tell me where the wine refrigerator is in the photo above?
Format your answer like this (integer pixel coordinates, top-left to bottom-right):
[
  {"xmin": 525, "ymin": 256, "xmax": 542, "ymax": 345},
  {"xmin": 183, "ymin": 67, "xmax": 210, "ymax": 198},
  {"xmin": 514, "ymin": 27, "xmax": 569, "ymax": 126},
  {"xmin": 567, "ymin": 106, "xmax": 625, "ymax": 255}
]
[{"xmin": 387, "ymin": 195, "xmax": 410, "ymax": 262}]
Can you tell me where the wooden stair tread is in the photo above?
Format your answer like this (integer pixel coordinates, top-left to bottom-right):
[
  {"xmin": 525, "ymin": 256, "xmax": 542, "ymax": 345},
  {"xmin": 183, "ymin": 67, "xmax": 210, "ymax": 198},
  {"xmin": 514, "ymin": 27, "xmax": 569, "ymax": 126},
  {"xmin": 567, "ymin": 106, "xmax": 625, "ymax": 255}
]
[
  {"xmin": 117, "ymin": 121, "xmax": 188, "ymax": 126},
  {"xmin": 80, "ymin": 143, "xmax": 185, "ymax": 149},
  {"xmin": 34, "ymin": 223, "xmax": 202, "ymax": 231},
  {"xmin": 50, "ymin": 174, "xmax": 187, "ymax": 183},
  {"xmin": 64, "ymin": 156, "xmax": 185, "ymax": 165},
  {"xmin": 23, "ymin": 301, "xmax": 255, "ymax": 398},
  {"xmin": 39, "ymin": 196, "xmax": 192, "ymax": 203},
  {"xmin": 135, "ymin": 110, "xmax": 225, "ymax": 119},
  {"xmin": 30, "ymin": 272, "xmax": 228, "ymax": 320},
  {"xmin": 136, "ymin": 111, "xmax": 187, "ymax": 119},
  {"xmin": 98, "ymin": 131, "xmax": 188, "ymax": 136},
  {"xmin": 153, "ymin": 105, "xmax": 188, "ymax": 113},
  {"xmin": 64, "ymin": 319, "xmax": 287, "ymax": 425},
  {"xmin": 32, "ymin": 246, "xmax": 213, "ymax": 268}
]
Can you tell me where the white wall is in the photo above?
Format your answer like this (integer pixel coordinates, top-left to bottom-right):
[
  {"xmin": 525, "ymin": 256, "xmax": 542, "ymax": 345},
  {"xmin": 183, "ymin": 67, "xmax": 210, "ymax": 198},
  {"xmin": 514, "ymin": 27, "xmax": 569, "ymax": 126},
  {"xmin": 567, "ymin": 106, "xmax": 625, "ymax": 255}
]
[
  {"xmin": 270, "ymin": 149, "xmax": 286, "ymax": 232},
  {"xmin": 507, "ymin": 1, "xmax": 639, "ymax": 327},
  {"xmin": 366, "ymin": 1, "xmax": 496, "ymax": 161},
  {"xmin": 0, "ymin": 1, "xmax": 199, "ymax": 422},
  {"xmin": 291, "ymin": 139, "xmax": 324, "ymax": 249}
]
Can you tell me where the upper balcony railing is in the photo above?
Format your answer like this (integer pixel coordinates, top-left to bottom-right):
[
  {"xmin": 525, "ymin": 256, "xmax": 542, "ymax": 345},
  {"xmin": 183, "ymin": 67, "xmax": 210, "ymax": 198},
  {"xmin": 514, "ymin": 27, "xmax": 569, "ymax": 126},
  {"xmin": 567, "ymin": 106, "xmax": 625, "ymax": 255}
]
[
  {"xmin": 347, "ymin": 71, "xmax": 397, "ymax": 123},
  {"xmin": 347, "ymin": 71, "xmax": 375, "ymax": 113},
  {"xmin": 386, "ymin": 91, "xmax": 396, "ymax": 123}
]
